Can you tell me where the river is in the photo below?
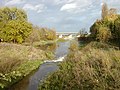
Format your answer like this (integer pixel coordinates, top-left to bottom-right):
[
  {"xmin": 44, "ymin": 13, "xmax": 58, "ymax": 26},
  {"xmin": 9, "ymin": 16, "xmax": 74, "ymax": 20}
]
[{"xmin": 8, "ymin": 41, "xmax": 70, "ymax": 90}]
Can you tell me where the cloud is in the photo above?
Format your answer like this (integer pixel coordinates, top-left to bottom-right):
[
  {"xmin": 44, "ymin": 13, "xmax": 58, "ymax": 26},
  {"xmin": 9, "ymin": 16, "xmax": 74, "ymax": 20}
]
[
  {"xmin": 60, "ymin": 0, "xmax": 94, "ymax": 13},
  {"xmin": 5, "ymin": 0, "xmax": 25, "ymax": 6},
  {"xmin": 51, "ymin": 0, "xmax": 67, "ymax": 5},
  {"xmin": 60, "ymin": 3, "xmax": 77, "ymax": 11},
  {"xmin": 23, "ymin": 4, "xmax": 47, "ymax": 13},
  {"xmin": 101, "ymin": 0, "xmax": 120, "ymax": 8},
  {"xmin": 41, "ymin": 0, "xmax": 74, "ymax": 6},
  {"xmin": 105, "ymin": 0, "xmax": 120, "ymax": 3},
  {"xmin": 53, "ymin": 0, "xmax": 75, "ymax": 5}
]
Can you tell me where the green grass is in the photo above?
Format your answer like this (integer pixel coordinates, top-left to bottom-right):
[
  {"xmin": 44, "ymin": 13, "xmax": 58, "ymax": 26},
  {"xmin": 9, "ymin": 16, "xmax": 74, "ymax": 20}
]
[
  {"xmin": 0, "ymin": 60, "xmax": 43, "ymax": 90},
  {"xmin": 39, "ymin": 41, "xmax": 120, "ymax": 90},
  {"xmin": 57, "ymin": 38, "xmax": 67, "ymax": 42},
  {"xmin": 0, "ymin": 42, "xmax": 48, "ymax": 89},
  {"xmin": 0, "ymin": 42, "xmax": 48, "ymax": 61}
]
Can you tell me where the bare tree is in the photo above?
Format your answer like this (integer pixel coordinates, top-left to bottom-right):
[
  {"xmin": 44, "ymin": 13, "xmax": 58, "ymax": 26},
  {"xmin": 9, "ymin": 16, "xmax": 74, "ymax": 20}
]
[
  {"xmin": 109, "ymin": 8, "xmax": 117, "ymax": 15},
  {"xmin": 102, "ymin": 3, "xmax": 108, "ymax": 19}
]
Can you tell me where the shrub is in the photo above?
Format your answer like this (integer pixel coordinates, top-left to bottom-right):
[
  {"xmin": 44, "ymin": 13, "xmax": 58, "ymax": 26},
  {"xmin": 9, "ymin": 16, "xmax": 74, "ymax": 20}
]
[
  {"xmin": 96, "ymin": 27, "xmax": 111, "ymax": 42},
  {"xmin": 90, "ymin": 14, "xmax": 120, "ymax": 47},
  {"xmin": 69, "ymin": 40, "xmax": 79, "ymax": 52},
  {"xmin": 0, "ymin": 20, "xmax": 32, "ymax": 43},
  {"xmin": 39, "ymin": 42, "xmax": 120, "ymax": 90},
  {"xmin": 0, "ymin": 7, "xmax": 32, "ymax": 43},
  {"xmin": 25, "ymin": 26, "xmax": 57, "ymax": 44},
  {"xmin": 25, "ymin": 27, "xmax": 41, "ymax": 44}
]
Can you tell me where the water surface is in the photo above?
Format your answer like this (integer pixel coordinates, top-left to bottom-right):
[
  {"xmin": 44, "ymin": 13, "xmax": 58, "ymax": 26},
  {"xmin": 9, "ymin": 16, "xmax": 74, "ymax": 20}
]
[{"xmin": 9, "ymin": 41, "xmax": 70, "ymax": 90}]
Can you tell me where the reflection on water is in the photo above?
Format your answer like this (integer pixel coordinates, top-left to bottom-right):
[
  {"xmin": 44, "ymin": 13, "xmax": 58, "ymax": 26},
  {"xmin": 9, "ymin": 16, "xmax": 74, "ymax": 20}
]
[
  {"xmin": 55, "ymin": 41, "xmax": 70, "ymax": 58},
  {"xmin": 28, "ymin": 63, "xmax": 58, "ymax": 90},
  {"xmin": 8, "ymin": 71, "xmax": 35, "ymax": 90},
  {"xmin": 8, "ymin": 41, "xmax": 70, "ymax": 90},
  {"xmin": 8, "ymin": 63, "xmax": 58, "ymax": 90},
  {"xmin": 37, "ymin": 43, "xmax": 57, "ymax": 52}
]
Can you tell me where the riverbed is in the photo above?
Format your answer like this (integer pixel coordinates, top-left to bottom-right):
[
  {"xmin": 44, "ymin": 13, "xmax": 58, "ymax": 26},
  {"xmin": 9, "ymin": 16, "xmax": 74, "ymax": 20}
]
[{"xmin": 8, "ymin": 41, "xmax": 70, "ymax": 90}]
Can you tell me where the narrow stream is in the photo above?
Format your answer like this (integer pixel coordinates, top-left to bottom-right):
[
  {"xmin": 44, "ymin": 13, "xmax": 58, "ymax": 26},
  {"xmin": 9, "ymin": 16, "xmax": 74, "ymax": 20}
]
[{"xmin": 8, "ymin": 41, "xmax": 70, "ymax": 90}]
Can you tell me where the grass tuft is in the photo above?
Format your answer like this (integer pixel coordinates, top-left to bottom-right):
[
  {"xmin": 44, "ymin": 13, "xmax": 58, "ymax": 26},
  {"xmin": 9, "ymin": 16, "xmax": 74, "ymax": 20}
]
[{"xmin": 39, "ymin": 41, "xmax": 120, "ymax": 90}]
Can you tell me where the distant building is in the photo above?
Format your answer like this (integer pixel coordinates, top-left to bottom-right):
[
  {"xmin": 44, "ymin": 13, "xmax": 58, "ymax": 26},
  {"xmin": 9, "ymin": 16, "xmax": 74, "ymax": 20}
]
[{"xmin": 59, "ymin": 34, "xmax": 63, "ymax": 38}]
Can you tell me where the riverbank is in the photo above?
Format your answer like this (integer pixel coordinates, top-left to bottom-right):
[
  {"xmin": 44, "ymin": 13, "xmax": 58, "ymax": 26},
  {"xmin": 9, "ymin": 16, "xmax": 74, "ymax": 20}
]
[
  {"xmin": 0, "ymin": 41, "xmax": 55, "ymax": 89},
  {"xmin": 7, "ymin": 41, "xmax": 70, "ymax": 90},
  {"xmin": 39, "ymin": 41, "xmax": 120, "ymax": 90},
  {"xmin": 24, "ymin": 39, "xmax": 66, "ymax": 47},
  {"xmin": 0, "ymin": 60, "xmax": 43, "ymax": 90}
]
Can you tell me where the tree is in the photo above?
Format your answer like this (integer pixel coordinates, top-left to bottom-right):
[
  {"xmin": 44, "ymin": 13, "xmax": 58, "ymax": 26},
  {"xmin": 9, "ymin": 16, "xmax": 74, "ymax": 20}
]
[
  {"xmin": 0, "ymin": 7, "xmax": 31, "ymax": 43},
  {"xmin": 114, "ymin": 16, "xmax": 120, "ymax": 47},
  {"xmin": 109, "ymin": 8, "xmax": 117, "ymax": 16},
  {"xmin": 115, "ymin": 17, "xmax": 120, "ymax": 37},
  {"xmin": 90, "ymin": 20, "xmax": 103, "ymax": 38},
  {"xmin": 26, "ymin": 26, "xmax": 57, "ymax": 44},
  {"xmin": 38, "ymin": 27, "xmax": 56, "ymax": 40},
  {"xmin": 102, "ymin": 3, "xmax": 108, "ymax": 19},
  {"xmin": 0, "ymin": 7, "xmax": 27, "ymax": 21},
  {"xmin": 0, "ymin": 7, "xmax": 28, "ymax": 34},
  {"xmin": 79, "ymin": 28, "xmax": 88, "ymax": 37},
  {"xmin": 0, "ymin": 20, "xmax": 32, "ymax": 43},
  {"xmin": 46, "ymin": 29, "xmax": 56, "ymax": 40},
  {"xmin": 96, "ymin": 27, "xmax": 111, "ymax": 42},
  {"xmin": 25, "ymin": 26, "xmax": 41, "ymax": 44}
]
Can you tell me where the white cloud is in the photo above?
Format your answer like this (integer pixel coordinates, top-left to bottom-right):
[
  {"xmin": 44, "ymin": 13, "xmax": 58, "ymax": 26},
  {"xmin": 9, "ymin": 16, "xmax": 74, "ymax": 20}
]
[
  {"xmin": 23, "ymin": 4, "xmax": 47, "ymax": 13},
  {"xmin": 5, "ymin": 0, "xmax": 25, "ymax": 6},
  {"xmin": 60, "ymin": 0, "xmax": 95, "ymax": 13},
  {"xmin": 60, "ymin": 3, "xmax": 77, "ymax": 11},
  {"xmin": 52, "ymin": 0, "xmax": 67, "ymax": 5},
  {"xmin": 101, "ymin": 0, "xmax": 120, "ymax": 7},
  {"xmin": 105, "ymin": 0, "xmax": 120, "ymax": 3},
  {"xmin": 53, "ymin": 0, "xmax": 75, "ymax": 5}
]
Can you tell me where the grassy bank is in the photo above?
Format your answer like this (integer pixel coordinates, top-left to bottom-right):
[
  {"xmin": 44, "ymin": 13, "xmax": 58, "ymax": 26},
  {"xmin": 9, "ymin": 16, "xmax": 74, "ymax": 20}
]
[
  {"xmin": 0, "ymin": 42, "xmax": 51, "ymax": 89},
  {"xmin": 57, "ymin": 38, "xmax": 67, "ymax": 42},
  {"xmin": 0, "ymin": 60, "xmax": 42, "ymax": 90},
  {"xmin": 39, "ymin": 41, "xmax": 120, "ymax": 90},
  {"xmin": 24, "ymin": 40, "xmax": 57, "ymax": 46}
]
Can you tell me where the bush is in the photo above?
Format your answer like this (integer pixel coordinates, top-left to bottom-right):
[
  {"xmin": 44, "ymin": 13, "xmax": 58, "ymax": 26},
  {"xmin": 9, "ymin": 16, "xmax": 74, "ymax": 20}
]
[
  {"xmin": 39, "ymin": 28, "xmax": 56, "ymax": 41},
  {"xmin": 25, "ymin": 27, "xmax": 41, "ymax": 44},
  {"xmin": 25, "ymin": 26, "xmax": 57, "ymax": 44},
  {"xmin": 0, "ymin": 60, "xmax": 43, "ymax": 89},
  {"xmin": 39, "ymin": 42, "xmax": 120, "ymax": 90},
  {"xmin": 69, "ymin": 40, "xmax": 79, "ymax": 52},
  {"xmin": 0, "ymin": 20, "xmax": 32, "ymax": 43},
  {"xmin": 90, "ymin": 14, "xmax": 120, "ymax": 47},
  {"xmin": 0, "ymin": 7, "xmax": 32, "ymax": 43},
  {"xmin": 96, "ymin": 27, "xmax": 111, "ymax": 42}
]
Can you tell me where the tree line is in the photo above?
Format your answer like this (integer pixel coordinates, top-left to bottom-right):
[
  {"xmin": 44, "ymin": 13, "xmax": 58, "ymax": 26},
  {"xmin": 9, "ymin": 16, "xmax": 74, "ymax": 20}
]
[
  {"xmin": 0, "ymin": 7, "xmax": 56, "ymax": 44},
  {"xmin": 90, "ymin": 3, "xmax": 120, "ymax": 47}
]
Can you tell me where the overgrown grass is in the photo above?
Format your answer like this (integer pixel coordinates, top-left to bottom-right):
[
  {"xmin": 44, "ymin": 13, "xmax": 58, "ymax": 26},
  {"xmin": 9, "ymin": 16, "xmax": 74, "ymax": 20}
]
[
  {"xmin": 0, "ymin": 42, "xmax": 49, "ymax": 89},
  {"xmin": 0, "ymin": 58, "xmax": 22, "ymax": 74},
  {"xmin": 39, "ymin": 41, "xmax": 120, "ymax": 90},
  {"xmin": 0, "ymin": 60, "xmax": 43, "ymax": 89},
  {"xmin": 57, "ymin": 38, "xmax": 67, "ymax": 42},
  {"xmin": 0, "ymin": 42, "xmax": 48, "ymax": 61}
]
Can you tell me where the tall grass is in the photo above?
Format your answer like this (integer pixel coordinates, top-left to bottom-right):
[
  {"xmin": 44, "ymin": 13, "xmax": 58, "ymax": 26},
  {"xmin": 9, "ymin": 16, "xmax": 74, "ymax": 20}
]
[
  {"xmin": 0, "ymin": 57, "xmax": 22, "ymax": 74},
  {"xmin": 0, "ymin": 42, "xmax": 48, "ymax": 73},
  {"xmin": 0, "ymin": 42, "xmax": 47, "ymax": 60},
  {"xmin": 39, "ymin": 41, "xmax": 120, "ymax": 90},
  {"xmin": 0, "ymin": 42, "xmax": 46, "ymax": 89}
]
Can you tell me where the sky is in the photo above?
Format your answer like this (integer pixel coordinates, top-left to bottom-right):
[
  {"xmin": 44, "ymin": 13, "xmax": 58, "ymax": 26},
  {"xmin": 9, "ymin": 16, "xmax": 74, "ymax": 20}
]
[{"xmin": 0, "ymin": 0, "xmax": 120, "ymax": 32}]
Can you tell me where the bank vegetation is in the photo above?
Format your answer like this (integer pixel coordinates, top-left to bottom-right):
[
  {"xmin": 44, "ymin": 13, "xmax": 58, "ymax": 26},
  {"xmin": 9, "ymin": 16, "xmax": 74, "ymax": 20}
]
[
  {"xmin": 39, "ymin": 3, "xmax": 120, "ymax": 90},
  {"xmin": 0, "ymin": 7, "xmax": 56, "ymax": 89}
]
